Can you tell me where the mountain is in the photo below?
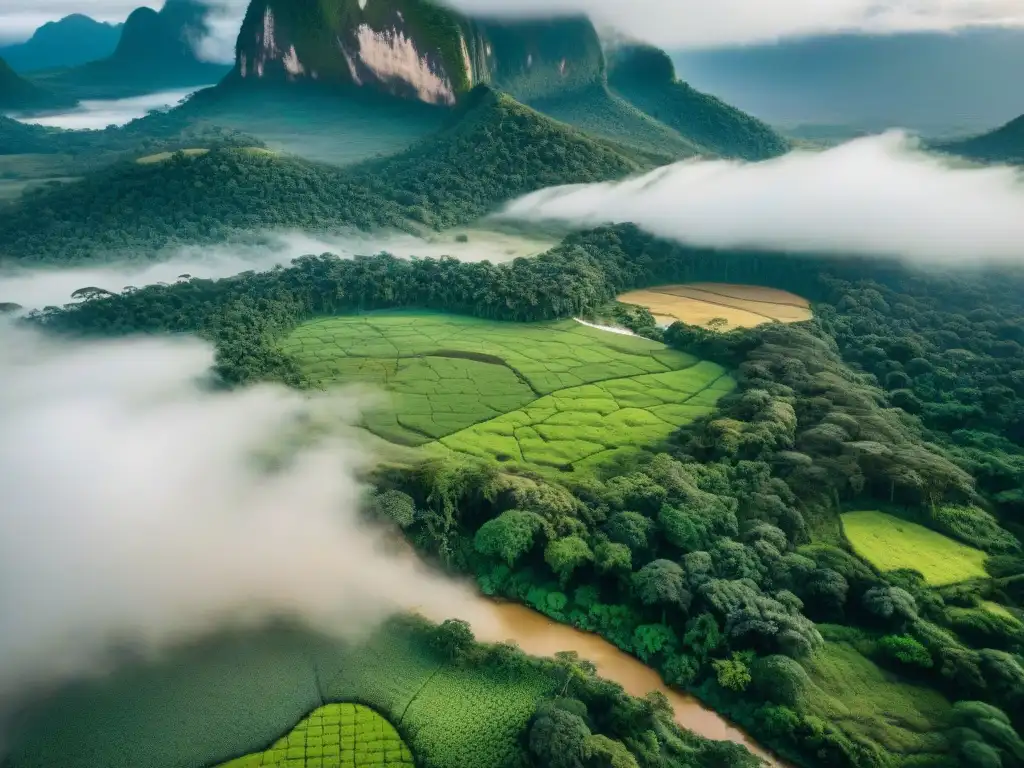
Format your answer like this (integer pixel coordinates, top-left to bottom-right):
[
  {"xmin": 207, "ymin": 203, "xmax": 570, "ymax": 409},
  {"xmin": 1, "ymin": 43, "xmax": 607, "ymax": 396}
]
[
  {"xmin": 0, "ymin": 15, "xmax": 122, "ymax": 73},
  {"xmin": 0, "ymin": 56, "xmax": 76, "ymax": 110},
  {"xmin": 607, "ymin": 44, "xmax": 789, "ymax": 160},
  {"xmin": 229, "ymin": 0, "xmax": 603, "ymax": 104},
  {"xmin": 936, "ymin": 114, "xmax": 1024, "ymax": 165},
  {"xmin": 37, "ymin": 1, "xmax": 231, "ymax": 98},
  {"xmin": 672, "ymin": 28, "xmax": 1024, "ymax": 136},
  {"xmin": 0, "ymin": 86, "xmax": 639, "ymax": 264}
]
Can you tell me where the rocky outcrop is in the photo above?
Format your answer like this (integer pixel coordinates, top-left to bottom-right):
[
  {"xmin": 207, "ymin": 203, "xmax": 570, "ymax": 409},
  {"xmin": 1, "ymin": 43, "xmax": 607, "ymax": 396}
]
[{"xmin": 231, "ymin": 0, "xmax": 603, "ymax": 104}]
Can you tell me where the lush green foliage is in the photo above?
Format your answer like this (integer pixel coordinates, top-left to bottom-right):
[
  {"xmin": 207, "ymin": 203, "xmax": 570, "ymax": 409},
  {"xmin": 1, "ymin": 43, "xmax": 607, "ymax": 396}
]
[
  {"xmin": 842, "ymin": 510, "xmax": 990, "ymax": 585},
  {"xmin": 28, "ymin": 223, "xmax": 1024, "ymax": 768},
  {"xmin": 218, "ymin": 703, "xmax": 415, "ymax": 767}
]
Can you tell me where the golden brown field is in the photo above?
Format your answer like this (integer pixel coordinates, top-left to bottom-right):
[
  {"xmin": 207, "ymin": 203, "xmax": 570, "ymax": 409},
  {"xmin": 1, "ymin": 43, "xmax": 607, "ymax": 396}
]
[{"xmin": 617, "ymin": 283, "xmax": 812, "ymax": 330}]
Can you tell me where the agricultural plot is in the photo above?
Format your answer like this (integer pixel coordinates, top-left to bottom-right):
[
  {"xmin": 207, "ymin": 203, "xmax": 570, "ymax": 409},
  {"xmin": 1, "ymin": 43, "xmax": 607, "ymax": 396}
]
[
  {"xmin": 437, "ymin": 361, "xmax": 734, "ymax": 471},
  {"xmin": 401, "ymin": 661, "xmax": 553, "ymax": 768},
  {"xmin": 841, "ymin": 511, "xmax": 989, "ymax": 585},
  {"xmin": 618, "ymin": 283, "xmax": 812, "ymax": 330},
  {"xmin": 280, "ymin": 313, "xmax": 722, "ymax": 465},
  {"xmin": 6, "ymin": 618, "xmax": 554, "ymax": 768},
  {"xmin": 218, "ymin": 703, "xmax": 414, "ymax": 768}
]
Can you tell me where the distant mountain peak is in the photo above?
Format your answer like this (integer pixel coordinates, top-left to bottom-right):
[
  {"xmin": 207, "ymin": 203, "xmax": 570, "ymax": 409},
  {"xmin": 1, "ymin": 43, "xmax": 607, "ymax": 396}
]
[
  {"xmin": 0, "ymin": 13, "xmax": 122, "ymax": 73},
  {"xmin": 113, "ymin": 1, "xmax": 209, "ymax": 64},
  {"xmin": 231, "ymin": 0, "xmax": 603, "ymax": 104}
]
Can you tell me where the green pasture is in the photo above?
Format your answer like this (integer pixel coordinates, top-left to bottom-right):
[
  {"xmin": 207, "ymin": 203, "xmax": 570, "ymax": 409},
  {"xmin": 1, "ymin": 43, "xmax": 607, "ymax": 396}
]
[
  {"xmin": 437, "ymin": 362, "xmax": 733, "ymax": 471},
  {"xmin": 5, "ymin": 619, "xmax": 554, "ymax": 768},
  {"xmin": 800, "ymin": 640, "xmax": 951, "ymax": 761},
  {"xmin": 841, "ymin": 510, "xmax": 989, "ymax": 585},
  {"xmin": 281, "ymin": 313, "xmax": 731, "ymax": 471},
  {"xmin": 219, "ymin": 703, "xmax": 414, "ymax": 767}
]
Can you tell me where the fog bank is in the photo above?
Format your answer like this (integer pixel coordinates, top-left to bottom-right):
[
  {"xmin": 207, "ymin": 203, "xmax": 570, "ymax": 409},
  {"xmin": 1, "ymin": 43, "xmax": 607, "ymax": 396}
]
[
  {"xmin": 8, "ymin": 87, "xmax": 208, "ymax": 129},
  {"xmin": 500, "ymin": 132, "xmax": 1024, "ymax": 264},
  {"xmin": 0, "ymin": 228, "xmax": 553, "ymax": 312},
  {"xmin": 0, "ymin": 328, "xmax": 480, "ymax": 700}
]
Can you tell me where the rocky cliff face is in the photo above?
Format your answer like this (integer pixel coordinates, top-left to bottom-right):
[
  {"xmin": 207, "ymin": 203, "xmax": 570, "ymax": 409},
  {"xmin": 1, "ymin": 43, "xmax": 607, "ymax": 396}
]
[{"xmin": 232, "ymin": 0, "xmax": 603, "ymax": 105}]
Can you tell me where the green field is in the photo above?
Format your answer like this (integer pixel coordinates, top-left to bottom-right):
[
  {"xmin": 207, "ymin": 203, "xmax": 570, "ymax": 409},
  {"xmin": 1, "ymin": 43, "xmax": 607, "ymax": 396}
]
[
  {"xmin": 800, "ymin": 640, "xmax": 951, "ymax": 761},
  {"xmin": 841, "ymin": 511, "xmax": 988, "ymax": 585},
  {"xmin": 282, "ymin": 314, "xmax": 732, "ymax": 471},
  {"xmin": 6, "ymin": 619, "xmax": 554, "ymax": 768},
  {"xmin": 219, "ymin": 703, "xmax": 414, "ymax": 767}
]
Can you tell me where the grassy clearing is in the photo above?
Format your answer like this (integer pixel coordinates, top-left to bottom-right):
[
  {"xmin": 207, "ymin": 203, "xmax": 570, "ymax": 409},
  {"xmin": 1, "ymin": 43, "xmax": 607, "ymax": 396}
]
[
  {"xmin": 218, "ymin": 703, "xmax": 414, "ymax": 767},
  {"xmin": 437, "ymin": 362, "xmax": 733, "ymax": 471},
  {"xmin": 135, "ymin": 148, "xmax": 211, "ymax": 164},
  {"xmin": 800, "ymin": 641, "xmax": 951, "ymax": 761},
  {"xmin": 841, "ymin": 511, "xmax": 988, "ymax": 585},
  {"xmin": 618, "ymin": 283, "xmax": 812, "ymax": 330},
  {"xmin": 281, "ymin": 313, "xmax": 708, "ymax": 453}
]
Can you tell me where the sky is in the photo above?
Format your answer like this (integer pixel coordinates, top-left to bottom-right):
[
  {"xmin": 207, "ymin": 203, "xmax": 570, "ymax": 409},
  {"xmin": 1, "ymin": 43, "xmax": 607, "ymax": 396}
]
[{"xmin": 3, "ymin": 0, "xmax": 1024, "ymax": 49}]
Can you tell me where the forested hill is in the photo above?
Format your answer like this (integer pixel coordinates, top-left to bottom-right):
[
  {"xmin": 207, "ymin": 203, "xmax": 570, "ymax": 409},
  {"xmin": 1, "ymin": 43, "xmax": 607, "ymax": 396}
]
[
  {"xmin": 607, "ymin": 44, "xmax": 789, "ymax": 161},
  {"xmin": 937, "ymin": 114, "xmax": 1024, "ymax": 165},
  {"xmin": 0, "ymin": 56, "xmax": 75, "ymax": 110},
  {"xmin": 0, "ymin": 87, "xmax": 638, "ymax": 264}
]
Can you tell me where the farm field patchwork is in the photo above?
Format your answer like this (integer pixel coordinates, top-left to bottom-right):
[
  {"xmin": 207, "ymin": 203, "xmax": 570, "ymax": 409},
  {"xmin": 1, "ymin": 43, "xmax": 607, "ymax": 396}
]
[
  {"xmin": 436, "ymin": 361, "xmax": 733, "ymax": 471},
  {"xmin": 281, "ymin": 313, "xmax": 732, "ymax": 470},
  {"xmin": 841, "ymin": 511, "xmax": 989, "ymax": 585},
  {"xmin": 617, "ymin": 283, "xmax": 812, "ymax": 329},
  {"xmin": 6, "ymin": 618, "xmax": 555, "ymax": 768},
  {"xmin": 218, "ymin": 703, "xmax": 414, "ymax": 768}
]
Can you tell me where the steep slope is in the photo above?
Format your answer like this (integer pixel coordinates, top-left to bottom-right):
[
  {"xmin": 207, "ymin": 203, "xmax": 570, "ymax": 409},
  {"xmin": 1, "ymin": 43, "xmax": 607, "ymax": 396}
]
[
  {"xmin": 936, "ymin": 115, "xmax": 1024, "ymax": 165},
  {"xmin": 0, "ymin": 87, "xmax": 638, "ymax": 263},
  {"xmin": 0, "ymin": 56, "xmax": 75, "ymax": 110},
  {"xmin": 40, "ymin": 1, "xmax": 231, "ymax": 97},
  {"xmin": 528, "ymin": 83, "xmax": 701, "ymax": 162},
  {"xmin": 229, "ymin": 0, "xmax": 603, "ymax": 104},
  {"xmin": 0, "ymin": 15, "xmax": 123, "ymax": 73},
  {"xmin": 607, "ymin": 44, "xmax": 789, "ymax": 161}
]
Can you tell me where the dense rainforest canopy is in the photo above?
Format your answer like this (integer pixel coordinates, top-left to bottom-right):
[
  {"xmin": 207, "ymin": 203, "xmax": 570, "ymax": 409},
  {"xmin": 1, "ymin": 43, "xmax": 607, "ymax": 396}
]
[
  {"xmin": 0, "ymin": 88, "xmax": 639, "ymax": 264},
  {"xmin": 29, "ymin": 223, "xmax": 1024, "ymax": 768}
]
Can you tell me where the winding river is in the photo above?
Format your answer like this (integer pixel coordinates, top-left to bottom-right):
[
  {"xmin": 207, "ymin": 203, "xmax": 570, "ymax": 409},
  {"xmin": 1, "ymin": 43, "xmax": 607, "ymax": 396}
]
[{"xmin": 427, "ymin": 596, "xmax": 783, "ymax": 766}]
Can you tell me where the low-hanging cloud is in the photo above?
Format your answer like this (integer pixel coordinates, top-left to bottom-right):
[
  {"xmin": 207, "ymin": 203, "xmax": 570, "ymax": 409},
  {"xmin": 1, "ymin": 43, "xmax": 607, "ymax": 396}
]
[
  {"xmin": 6, "ymin": 0, "xmax": 1024, "ymax": 53},
  {"xmin": 498, "ymin": 131, "xmax": 1024, "ymax": 264},
  {"xmin": 0, "ymin": 227, "xmax": 553, "ymax": 313},
  {"xmin": 0, "ymin": 327, "xmax": 482, "ymax": 702},
  {"xmin": 8, "ymin": 87, "xmax": 208, "ymax": 129}
]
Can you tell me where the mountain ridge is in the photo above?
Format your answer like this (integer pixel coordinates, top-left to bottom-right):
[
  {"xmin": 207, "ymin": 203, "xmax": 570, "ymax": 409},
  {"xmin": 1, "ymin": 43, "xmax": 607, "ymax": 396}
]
[
  {"xmin": 0, "ymin": 14, "xmax": 123, "ymax": 73},
  {"xmin": 936, "ymin": 114, "xmax": 1024, "ymax": 164}
]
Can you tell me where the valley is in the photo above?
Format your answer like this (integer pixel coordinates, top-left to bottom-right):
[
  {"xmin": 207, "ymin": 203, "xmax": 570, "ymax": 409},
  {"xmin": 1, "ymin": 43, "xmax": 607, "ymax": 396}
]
[{"xmin": 1, "ymin": 3, "xmax": 1024, "ymax": 768}]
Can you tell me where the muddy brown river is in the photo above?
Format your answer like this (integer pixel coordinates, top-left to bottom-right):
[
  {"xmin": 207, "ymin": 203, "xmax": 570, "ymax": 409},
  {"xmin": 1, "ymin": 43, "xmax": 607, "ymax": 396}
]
[{"xmin": 456, "ymin": 599, "xmax": 782, "ymax": 765}]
